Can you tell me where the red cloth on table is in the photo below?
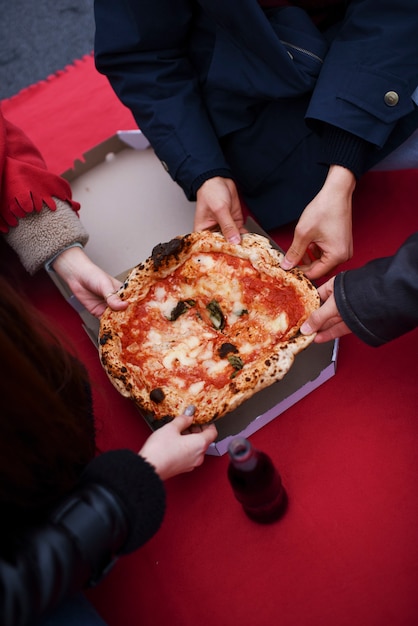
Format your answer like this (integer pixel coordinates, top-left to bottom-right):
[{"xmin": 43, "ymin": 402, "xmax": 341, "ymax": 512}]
[{"xmin": 2, "ymin": 53, "xmax": 418, "ymax": 626}]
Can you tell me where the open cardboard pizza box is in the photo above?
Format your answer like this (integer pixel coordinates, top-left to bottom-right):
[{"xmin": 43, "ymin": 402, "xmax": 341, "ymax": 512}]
[{"xmin": 49, "ymin": 130, "xmax": 338, "ymax": 456}]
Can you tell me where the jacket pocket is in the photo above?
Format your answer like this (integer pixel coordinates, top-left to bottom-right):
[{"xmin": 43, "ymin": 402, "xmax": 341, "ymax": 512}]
[
  {"xmin": 267, "ymin": 6, "xmax": 328, "ymax": 81},
  {"xmin": 337, "ymin": 68, "xmax": 415, "ymax": 125},
  {"xmin": 206, "ymin": 7, "xmax": 328, "ymax": 103}
]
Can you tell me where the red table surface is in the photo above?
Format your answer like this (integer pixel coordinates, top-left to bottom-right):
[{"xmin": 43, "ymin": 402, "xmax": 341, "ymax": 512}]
[{"xmin": 2, "ymin": 54, "xmax": 418, "ymax": 626}]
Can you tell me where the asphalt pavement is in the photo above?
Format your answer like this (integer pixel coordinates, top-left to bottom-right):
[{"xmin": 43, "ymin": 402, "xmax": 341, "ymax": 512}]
[{"xmin": 0, "ymin": 0, "xmax": 94, "ymax": 100}]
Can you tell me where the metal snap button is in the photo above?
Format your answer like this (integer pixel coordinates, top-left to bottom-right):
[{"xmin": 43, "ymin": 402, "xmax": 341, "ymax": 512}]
[{"xmin": 384, "ymin": 91, "xmax": 399, "ymax": 106}]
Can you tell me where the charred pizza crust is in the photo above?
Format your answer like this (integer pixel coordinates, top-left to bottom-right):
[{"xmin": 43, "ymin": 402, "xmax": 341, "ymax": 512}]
[{"xmin": 99, "ymin": 231, "xmax": 319, "ymax": 424}]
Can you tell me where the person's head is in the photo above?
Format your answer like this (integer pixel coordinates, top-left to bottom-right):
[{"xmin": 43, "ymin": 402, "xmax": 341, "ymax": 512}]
[{"xmin": 0, "ymin": 277, "xmax": 96, "ymax": 545}]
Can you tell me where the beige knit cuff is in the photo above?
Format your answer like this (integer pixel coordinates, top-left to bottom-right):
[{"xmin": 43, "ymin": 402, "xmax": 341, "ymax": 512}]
[{"xmin": 3, "ymin": 198, "xmax": 89, "ymax": 275}]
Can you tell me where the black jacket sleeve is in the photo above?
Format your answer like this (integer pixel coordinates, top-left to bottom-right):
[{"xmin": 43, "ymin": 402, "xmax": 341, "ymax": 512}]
[
  {"xmin": 0, "ymin": 449, "xmax": 166, "ymax": 626},
  {"xmin": 334, "ymin": 232, "xmax": 418, "ymax": 346}
]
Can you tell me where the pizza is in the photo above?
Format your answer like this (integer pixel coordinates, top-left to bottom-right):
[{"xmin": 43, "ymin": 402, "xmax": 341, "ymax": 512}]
[{"xmin": 99, "ymin": 231, "xmax": 320, "ymax": 425}]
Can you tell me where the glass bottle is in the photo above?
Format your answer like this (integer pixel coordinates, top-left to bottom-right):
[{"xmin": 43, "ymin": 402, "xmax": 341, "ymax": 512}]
[{"xmin": 227, "ymin": 437, "xmax": 287, "ymax": 523}]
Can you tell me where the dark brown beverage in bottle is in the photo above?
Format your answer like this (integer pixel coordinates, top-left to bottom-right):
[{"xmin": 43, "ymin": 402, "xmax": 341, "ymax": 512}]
[{"xmin": 227, "ymin": 437, "xmax": 287, "ymax": 523}]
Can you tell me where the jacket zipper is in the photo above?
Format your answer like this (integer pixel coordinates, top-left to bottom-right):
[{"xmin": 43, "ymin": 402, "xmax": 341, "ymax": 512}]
[{"xmin": 280, "ymin": 40, "xmax": 324, "ymax": 64}]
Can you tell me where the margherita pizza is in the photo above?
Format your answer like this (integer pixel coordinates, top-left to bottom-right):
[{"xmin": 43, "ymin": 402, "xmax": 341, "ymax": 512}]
[{"xmin": 99, "ymin": 231, "xmax": 319, "ymax": 425}]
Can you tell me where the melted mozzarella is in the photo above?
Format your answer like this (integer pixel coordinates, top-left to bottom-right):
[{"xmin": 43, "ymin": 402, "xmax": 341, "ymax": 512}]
[
  {"xmin": 154, "ymin": 286, "xmax": 167, "ymax": 301},
  {"xmin": 227, "ymin": 300, "xmax": 247, "ymax": 325},
  {"xmin": 136, "ymin": 251, "xmax": 291, "ymax": 386},
  {"xmin": 163, "ymin": 345, "xmax": 196, "ymax": 369},
  {"xmin": 147, "ymin": 294, "xmax": 178, "ymax": 319},
  {"xmin": 185, "ymin": 255, "xmax": 245, "ymax": 309},
  {"xmin": 147, "ymin": 329, "xmax": 163, "ymax": 345},
  {"xmin": 203, "ymin": 359, "xmax": 229, "ymax": 376},
  {"xmin": 193, "ymin": 254, "xmax": 216, "ymax": 271},
  {"xmin": 188, "ymin": 381, "xmax": 205, "ymax": 395},
  {"xmin": 238, "ymin": 341, "xmax": 254, "ymax": 355},
  {"xmin": 264, "ymin": 311, "xmax": 289, "ymax": 334},
  {"xmin": 171, "ymin": 376, "xmax": 186, "ymax": 389}
]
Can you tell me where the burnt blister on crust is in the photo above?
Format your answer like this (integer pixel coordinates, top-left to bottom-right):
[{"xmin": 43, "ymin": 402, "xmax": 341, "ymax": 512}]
[
  {"xmin": 228, "ymin": 380, "xmax": 240, "ymax": 395},
  {"xmin": 150, "ymin": 387, "xmax": 166, "ymax": 404},
  {"xmin": 121, "ymin": 377, "xmax": 132, "ymax": 390},
  {"xmin": 99, "ymin": 332, "xmax": 112, "ymax": 345},
  {"xmin": 150, "ymin": 234, "xmax": 192, "ymax": 270}
]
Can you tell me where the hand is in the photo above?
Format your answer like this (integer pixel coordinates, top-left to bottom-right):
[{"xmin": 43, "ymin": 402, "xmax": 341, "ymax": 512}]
[
  {"xmin": 281, "ymin": 165, "xmax": 356, "ymax": 280},
  {"xmin": 52, "ymin": 246, "xmax": 128, "ymax": 317},
  {"xmin": 300, "ymin": 276, "xmax": 351, "ymax": 342},
  {"xmin": 138, "ymin": 407, "xmax": 218, "ymax": 480},
  {"xmin": 195, "ymin": 177, "xmax": 247, "ymax": 244}
]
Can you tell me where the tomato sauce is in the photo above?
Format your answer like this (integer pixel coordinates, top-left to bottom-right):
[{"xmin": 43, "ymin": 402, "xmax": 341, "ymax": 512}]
[{"xmin": 118, "ymin": 252, "xmax": 306, "ymax": 391}]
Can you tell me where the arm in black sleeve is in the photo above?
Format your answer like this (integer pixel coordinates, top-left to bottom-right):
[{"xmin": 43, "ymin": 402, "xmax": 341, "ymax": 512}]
[
  {"xmin": 334, "ymin": 232, "xmax": 418, "ymax": 346},
  {"xmin": 0, "ymin": 450, "xmax": 166, "ymax": 626},
  {"xmin": 319, "ymin": 124, "xmax": 373, "ymax": 179}
]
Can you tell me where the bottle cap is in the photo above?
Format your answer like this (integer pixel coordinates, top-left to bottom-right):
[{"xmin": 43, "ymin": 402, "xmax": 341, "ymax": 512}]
[{"xmin": 228, "ymin": 437, "xmax": 252, "ymax": 462}]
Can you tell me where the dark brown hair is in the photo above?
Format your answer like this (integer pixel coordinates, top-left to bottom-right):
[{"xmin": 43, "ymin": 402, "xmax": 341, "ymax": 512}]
[{"xmin": 0, "ymin": 277, "xmax": 96, "ymax": 541}]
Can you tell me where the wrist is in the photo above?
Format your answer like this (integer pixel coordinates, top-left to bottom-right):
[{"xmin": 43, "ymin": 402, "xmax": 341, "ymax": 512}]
[
  {"xmin": 321, "ymin": 124, "xmax": 372, "ymax": 179},
  {"xmin": 50, "ymin": 244, "xmax": 88, "ymax": 279},
  {"xmin": 324, "ymin": 165, "xmax": 356, "ymax": 195},
  {"xmin": 45, "ymin": 242, "xmax": 84, "ymax": 273},
  {"xmin": 192, "ymin": 170, "xmax": 233, "ymax": 197}
]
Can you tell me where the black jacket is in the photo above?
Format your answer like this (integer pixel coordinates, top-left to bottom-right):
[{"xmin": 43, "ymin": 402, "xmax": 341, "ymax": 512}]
[
  {"xmin": 335, "ymin": 232, "xmax": 418, "ymax": 346},
  {"xmin": 0, "ymin": 449, "xmax": 166, "ymax": 626}
]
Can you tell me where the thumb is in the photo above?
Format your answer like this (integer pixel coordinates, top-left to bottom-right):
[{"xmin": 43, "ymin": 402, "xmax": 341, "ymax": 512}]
[
  {"xmin": 300, "ymin": 297, "xmax": 334, "ymax": 335},
  {"xmin": 173, "ymin": 405, "xmax": 196, "ymax": 431},
  {"xmin": 281, "ymin": 235, "xmax": 306, "ymax": 270},
  {"xmin": 219, "ymin": 220, "xmax": 241, "ymax": 245},
  {"xmin": 300, "ymin": 312, "xmax": 319, "ymax": 336}
]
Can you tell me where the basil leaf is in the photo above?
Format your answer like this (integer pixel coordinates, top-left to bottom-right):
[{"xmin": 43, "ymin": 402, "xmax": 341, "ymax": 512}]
[
  {"xmin": 206, "ymin": 300, "xmax": 225, "ymax": 330},
  {"xmin": 169, "ymin": 299, "xmax": 196, "ymax": 321}
]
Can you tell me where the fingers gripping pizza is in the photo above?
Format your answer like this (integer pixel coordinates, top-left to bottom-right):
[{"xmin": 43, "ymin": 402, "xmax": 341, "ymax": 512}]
[{"xmin": 99, "ymin": 231, "xmax": 319, "ymax": 425}]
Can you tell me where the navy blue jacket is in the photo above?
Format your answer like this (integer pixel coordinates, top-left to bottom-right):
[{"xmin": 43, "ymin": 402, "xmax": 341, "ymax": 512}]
[
  {"xmin": 335, "ymin": 232, "xmax": 418, "ymax": 346},
  {"xmin": 94, "ymin": 0, "xmax": 418, "ymax": 200}
]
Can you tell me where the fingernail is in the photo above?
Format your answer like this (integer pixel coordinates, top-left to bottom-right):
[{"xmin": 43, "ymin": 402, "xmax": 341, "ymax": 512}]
[
  {"xmin": 228, "ymin": 234, "xmax": 241, "ymax": 244},
  {"xmin": 281, "ymin": 257, "xmax": 292, "ymax": 270},
  {"xmin": 184, "ymin": 405, "xmax": 196, "ymax": 416},
  {"xmin": 300, "ymin": 322, "xmax": 312, "ymax": 335}
]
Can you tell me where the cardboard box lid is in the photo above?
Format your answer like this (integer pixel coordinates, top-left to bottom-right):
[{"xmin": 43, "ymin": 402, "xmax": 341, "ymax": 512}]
[
  {"xmin": 55, "ymin": 131, "xmax": 338, "ymax": 455},
  {"xmin": 63, "ymin": 131, "xmax": 196, "ymax": 278}
]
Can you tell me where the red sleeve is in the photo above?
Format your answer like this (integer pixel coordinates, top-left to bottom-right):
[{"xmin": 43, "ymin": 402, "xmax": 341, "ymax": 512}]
[{"xmin": 0, "ymin": 112, "xmax": 80, "ymax": 233}]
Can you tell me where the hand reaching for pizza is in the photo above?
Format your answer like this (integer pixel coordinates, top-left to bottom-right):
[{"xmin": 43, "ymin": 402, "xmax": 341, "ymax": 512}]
[
  {"xmin": 52, "ymin": 245, "xmax": 128, "ymax": 317},
  {"xmin": 281, "ymin": 165, "xmax": 355, "ymax": 280},
  {"xmin": 300, "ymin": 276, "xmax": 351, "ymax": 342},
  {"xmin": 138, "ymin": 408, "xmax": 218, "ymax": 480},
  {"xmin": 195, "ymin": 176, "xmax": 247, "ymax": 244}
]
